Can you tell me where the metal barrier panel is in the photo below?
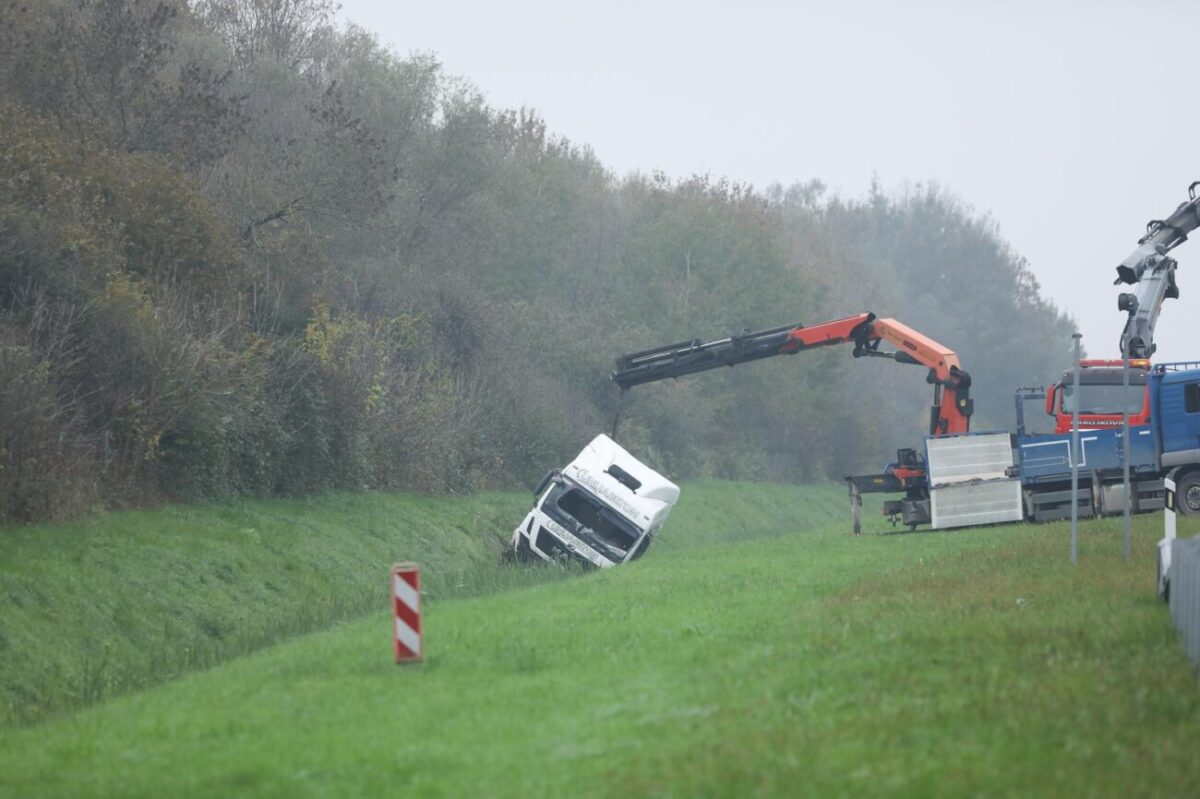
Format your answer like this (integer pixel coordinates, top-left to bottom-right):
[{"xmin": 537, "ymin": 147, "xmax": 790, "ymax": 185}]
[
  {"xmin": 926, "ymin": 433, "xmax": 1014, "ymax": 485},
  {"xmin": 930, "ymin": 480, "xmax": 1024, "ymax": 530},
  {"xmin": 1168, "ymin": 537, "xmax": 1200, "ymax": 666},
  {"xmin": 926, "ymin": 433, "xmax": 1023, "ymax": 530}
]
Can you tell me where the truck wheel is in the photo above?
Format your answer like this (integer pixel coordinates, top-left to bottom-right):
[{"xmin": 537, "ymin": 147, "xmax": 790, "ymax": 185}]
[
  {"xmin": 513, "ymin": 533, "xmax": 535, "ymax": 563},
  {"xmin": 1178, "ymin": 472, "xmax": 1200, "ymax": 516},
  {"xmin": 503, "ymin": 530, "xmax": 531, "ymax": 564}
]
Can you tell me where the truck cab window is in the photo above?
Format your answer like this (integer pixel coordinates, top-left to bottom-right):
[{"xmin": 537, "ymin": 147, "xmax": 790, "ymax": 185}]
[
  {"xmin": 1060, "ymin": 382, "xmax": 1145, "ymax": 416},
  {"xmin": 543, "ymin": 483, "xmax": 640, "ymax": 554},
  {"xmin": 1186, "ymin": 383, "xmax": 1200, "ymax": 414}
]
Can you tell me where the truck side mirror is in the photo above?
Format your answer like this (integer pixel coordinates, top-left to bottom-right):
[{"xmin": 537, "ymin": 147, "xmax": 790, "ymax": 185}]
[
  {"xmin": 532, "ymin": 469, "xmax": 559, "ymax": 497},
  {"xmin": 1045, "ymin": 386, "xmax": 1057, "ymax": 416}
]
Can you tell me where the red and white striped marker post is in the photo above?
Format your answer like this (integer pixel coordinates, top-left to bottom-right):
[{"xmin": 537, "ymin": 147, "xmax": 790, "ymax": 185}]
[{"xmin": 391, "ymin": 562, "xmax": 422, "ymax": 663}]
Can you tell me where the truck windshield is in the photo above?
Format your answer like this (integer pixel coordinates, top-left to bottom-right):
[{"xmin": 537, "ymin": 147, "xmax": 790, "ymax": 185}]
[
  {"xmin": 543, "ymin": 482, "xmax": 641, "ymax": 557},
  {"xmin": 1061, "ymin": 383, "xmax": 1145, "ymax": 415}
]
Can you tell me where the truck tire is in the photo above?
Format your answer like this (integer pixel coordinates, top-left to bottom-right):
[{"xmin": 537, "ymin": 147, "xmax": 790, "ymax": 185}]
[
  {"xmin": 503, "ymin": 529, "xmax": 532, "ymax": 564},
  {"xmin": 1178, "ymin": 472, "xmax": 1200, "ymax": 516}
]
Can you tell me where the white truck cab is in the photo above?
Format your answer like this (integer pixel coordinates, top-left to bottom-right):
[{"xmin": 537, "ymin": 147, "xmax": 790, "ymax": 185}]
[{"xmin": 510, "ymin": 434, "xmax": 680, "ymax": 568}]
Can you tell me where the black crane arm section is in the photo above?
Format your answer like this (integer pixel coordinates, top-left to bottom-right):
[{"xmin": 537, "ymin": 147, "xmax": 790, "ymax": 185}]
[{"xmin": 611, "ymin": 314, "xmax": 875, "ymax": 391}]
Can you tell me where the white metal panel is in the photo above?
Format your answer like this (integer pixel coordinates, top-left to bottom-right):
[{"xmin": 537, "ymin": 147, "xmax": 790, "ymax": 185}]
[
  {"xmin": 930, "ymin": 480, "xmax": 1023, "ymax": 530},
  {"xmin": 926, "ymin": 433, "xmax": 1014, "ymax": 486},
  {"xmin": 1165, "ymin": 477, "xmax": 1177, "ymax": 542}
]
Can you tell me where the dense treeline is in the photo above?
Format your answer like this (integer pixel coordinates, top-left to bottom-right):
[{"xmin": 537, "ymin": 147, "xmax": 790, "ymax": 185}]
[{"xmin": 0, "ymin": 0, "xmax": 1074, "ymax": 523}]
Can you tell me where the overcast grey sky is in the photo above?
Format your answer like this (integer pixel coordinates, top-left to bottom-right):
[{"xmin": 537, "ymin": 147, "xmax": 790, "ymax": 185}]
[{"xmin": 339, "ymin": 0, "xmax": 1199, "ymax": 361}]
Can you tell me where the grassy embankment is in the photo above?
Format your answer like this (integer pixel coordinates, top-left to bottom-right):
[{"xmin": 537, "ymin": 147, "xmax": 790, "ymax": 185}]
[
  {"xmin": 1, "ymin": 497, "xmax": 1198, "ymax": 797},
  {"xmin": 0, "ymin": 480, "xmax": 845, "ymax": 727}
]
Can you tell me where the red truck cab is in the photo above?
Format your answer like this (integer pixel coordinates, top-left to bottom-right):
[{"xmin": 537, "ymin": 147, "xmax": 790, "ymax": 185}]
[{"xmin": 1046, "ymin": 359, "xmax": 1152, "ymax": 434}]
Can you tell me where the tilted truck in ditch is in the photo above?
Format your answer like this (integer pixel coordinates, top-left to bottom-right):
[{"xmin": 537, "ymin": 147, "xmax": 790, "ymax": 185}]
[{"xmin": 510, "ymin": 434, "xmax": 680, "ymax": 568}]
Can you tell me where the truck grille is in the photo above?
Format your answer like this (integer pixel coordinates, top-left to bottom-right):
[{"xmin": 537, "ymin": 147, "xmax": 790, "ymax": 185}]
[
  {"xmin": 534, "ymin": 526, "xmax": 597, "ymax": 569},
  {"xmin": 535, "ymin": 526, "xmax": 570, "ymax": 559}
]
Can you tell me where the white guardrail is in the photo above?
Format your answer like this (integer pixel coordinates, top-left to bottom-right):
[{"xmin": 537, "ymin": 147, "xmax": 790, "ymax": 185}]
[{"xmin": 1159, "ymin": 478, "xmax": 1200, "ymax": 667}]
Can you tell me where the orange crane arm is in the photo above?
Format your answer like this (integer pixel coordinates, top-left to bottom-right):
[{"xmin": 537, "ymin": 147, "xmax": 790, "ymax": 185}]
[
  {"xmin": 781, "ymin": 312, "xmax": 972, "ymax": 435},
  {"xmin": 614, "ymin": 311, "xmax": 973, "ymax": 436},
  {"xmin": 869, "ymin": 318, "xmax": 972, "ymax": 435}
]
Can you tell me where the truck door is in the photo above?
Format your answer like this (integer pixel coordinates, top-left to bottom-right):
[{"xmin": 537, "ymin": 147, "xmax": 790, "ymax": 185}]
[{"xmin": 1157, "ymin": 371, "xmax": 1200, "ymax": 467}]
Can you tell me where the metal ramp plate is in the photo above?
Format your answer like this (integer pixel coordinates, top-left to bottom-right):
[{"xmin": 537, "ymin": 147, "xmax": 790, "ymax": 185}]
[
  {"xmin": 927, "ymin": 433, "xmax": 1023, "ymax": 530},
  {"xmin": 931, "ymin": 480, "xmax": 1023, "ymax": 529},
  {"xmin": 926, "ymin": 433, "xmax": 1014, "ymax": 485}
]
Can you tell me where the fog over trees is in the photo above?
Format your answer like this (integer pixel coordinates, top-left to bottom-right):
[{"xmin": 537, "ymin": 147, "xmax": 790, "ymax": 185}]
[{"xmin": 0, "ymin": 0, "xmax": 1075, "ymax": 522}]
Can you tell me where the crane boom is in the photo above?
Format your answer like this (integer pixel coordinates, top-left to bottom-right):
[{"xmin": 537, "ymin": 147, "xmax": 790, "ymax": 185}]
[
  {"xmin": 1115, "ymin": 181, "xmax": 1200, "ymax": 358},
  {"xmin": 611, "ymin": 313, "xmax": 870, "ymax": 390},
  {"xmin": 612, "ymin": 311, "xmax": 973, "ymax": 435}
]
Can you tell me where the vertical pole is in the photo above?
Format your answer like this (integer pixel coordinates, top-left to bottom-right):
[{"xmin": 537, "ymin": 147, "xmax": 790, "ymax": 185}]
[
  {"xmin": 848, "ymin": 479, "xmax": 862, "ymax": 537},
  {"xmin": 1070, "ymin": 333, "xmax": 1082, "ymax": 565},
  {"xmin": 1122, "ymin": 355, "xmax": 1132, "ymax": 560}
]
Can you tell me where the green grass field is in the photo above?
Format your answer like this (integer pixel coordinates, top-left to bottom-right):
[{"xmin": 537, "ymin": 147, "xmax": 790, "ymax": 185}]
[
  {"xmin": 0, "ymin": 481, "xmax": 843, "ymax": 727},
  {"xmin": 1, "ymin": 485, "xmax": 1198, "ymax": 797}
]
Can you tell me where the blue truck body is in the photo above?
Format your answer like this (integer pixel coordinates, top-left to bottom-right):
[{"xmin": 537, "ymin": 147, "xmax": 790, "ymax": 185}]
[
  {"xmin": 1013, "ymin": 362, "xmax": 1200, "ymax": 520},
  {"xmin": 1017, "ymin": 426, "xmax": 1159, "ymax": 483},
  {"xmin": 1154, "ymin": 364, "xmax": 1200, "ymax": 466},
  {"xmin": 859, "ymin": 363, "xmax": 1200, "ymax": 530}
]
